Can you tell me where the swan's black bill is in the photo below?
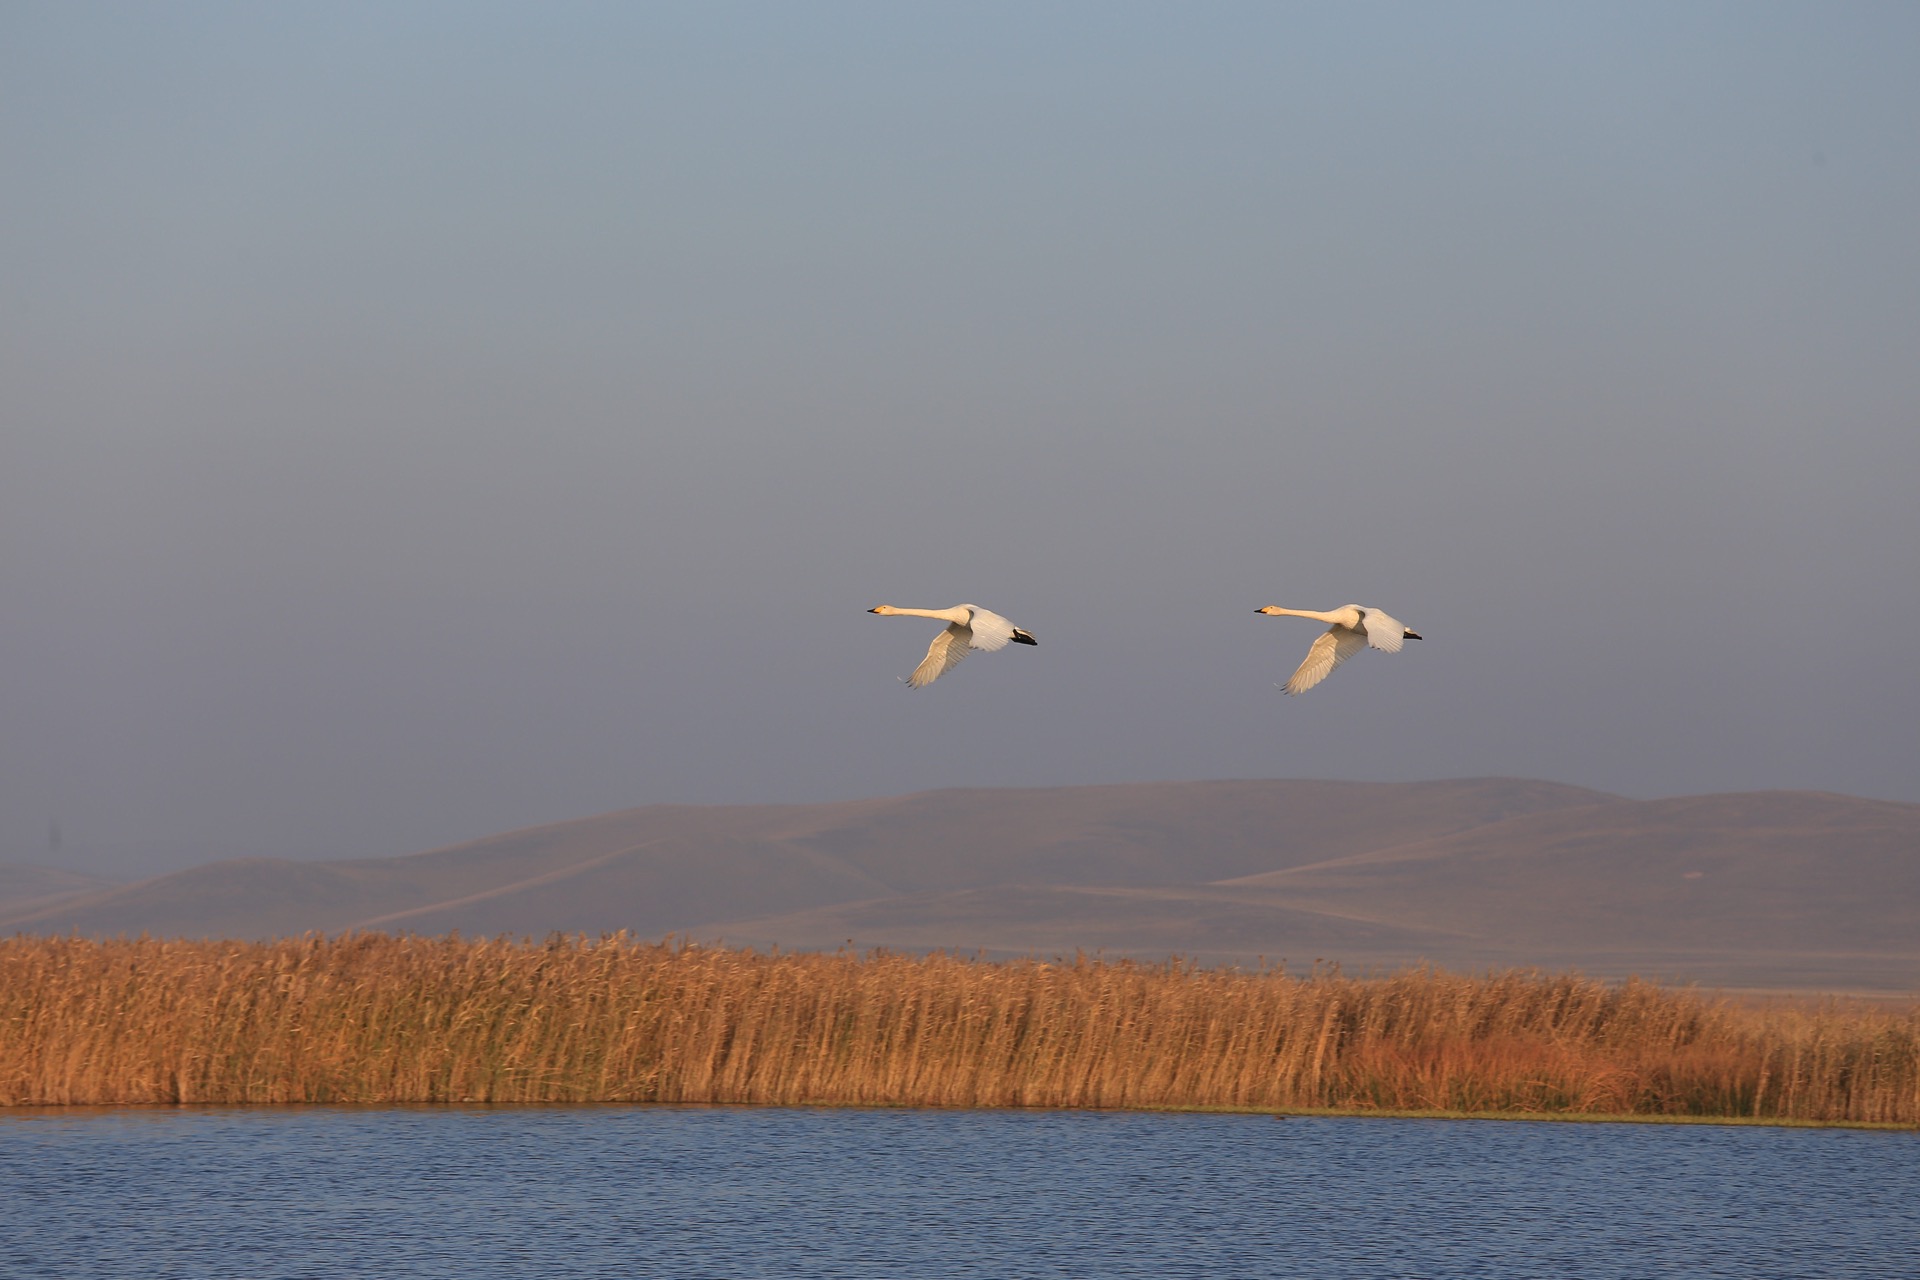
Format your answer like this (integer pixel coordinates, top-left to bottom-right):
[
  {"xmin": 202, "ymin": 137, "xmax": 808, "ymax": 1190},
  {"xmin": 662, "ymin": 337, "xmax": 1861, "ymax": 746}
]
[
  {"xmin": 1404, "ymin": 630, "xmax": 1423, "ymax": 640},
  {"xmin": 1011, "ymin": 630, "xmax": 1038, "ymax": 646}
]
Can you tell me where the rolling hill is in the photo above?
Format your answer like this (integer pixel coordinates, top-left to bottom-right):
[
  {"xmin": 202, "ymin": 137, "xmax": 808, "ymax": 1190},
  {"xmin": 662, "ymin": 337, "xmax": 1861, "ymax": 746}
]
[{"xmin": 4, "ymin": 778, "xmax": 1914, "ymax": 996}]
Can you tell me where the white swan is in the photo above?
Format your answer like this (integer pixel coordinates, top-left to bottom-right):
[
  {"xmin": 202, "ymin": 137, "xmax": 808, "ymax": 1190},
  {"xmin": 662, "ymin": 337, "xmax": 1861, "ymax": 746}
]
[
  {"xmin": 1256, "ymin": 604, "xmax": 1421, "ymax": 694},
  {"xmin": 867, "ymin": 604, "xmax": 1037, "ymax": 687}
]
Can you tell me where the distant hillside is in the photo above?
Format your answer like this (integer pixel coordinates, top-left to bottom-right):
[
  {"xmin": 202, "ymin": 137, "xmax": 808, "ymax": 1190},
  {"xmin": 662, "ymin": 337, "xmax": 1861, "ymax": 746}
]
[
  {"xmin": 0, "ymin": 865, "xmax": 119, "ymax": 920},
  {"xmin": 4, "ymin": 778, "xmax": 1914, "ymax": 996}
]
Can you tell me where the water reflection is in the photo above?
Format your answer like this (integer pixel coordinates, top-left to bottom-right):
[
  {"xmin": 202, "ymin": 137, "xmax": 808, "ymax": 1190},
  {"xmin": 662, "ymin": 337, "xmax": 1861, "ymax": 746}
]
[{"xmin": 3, "ymin": 1107, "xmax": 1914, "ymax": 1279}]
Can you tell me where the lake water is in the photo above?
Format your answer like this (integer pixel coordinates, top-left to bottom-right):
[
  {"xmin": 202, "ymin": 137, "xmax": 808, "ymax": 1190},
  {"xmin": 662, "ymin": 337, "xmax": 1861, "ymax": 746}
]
[{"xmin": 2, "ymin": 1106, "xmax": 1914, "ymax": 1279}]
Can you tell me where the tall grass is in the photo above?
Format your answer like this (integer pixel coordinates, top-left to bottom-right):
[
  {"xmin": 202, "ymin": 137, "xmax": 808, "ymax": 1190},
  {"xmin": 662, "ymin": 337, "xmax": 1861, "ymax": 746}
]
[{"xmin": 2, "ymin": 934, "xmax": 1913, "ymax": 1123}]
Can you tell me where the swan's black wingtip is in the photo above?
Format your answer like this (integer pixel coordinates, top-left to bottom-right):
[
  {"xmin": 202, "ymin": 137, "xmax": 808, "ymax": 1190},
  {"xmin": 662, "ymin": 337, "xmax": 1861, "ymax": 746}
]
[{"xmin": 1011, "ymin": 630, "xmax": 1038, "ymax": 646}]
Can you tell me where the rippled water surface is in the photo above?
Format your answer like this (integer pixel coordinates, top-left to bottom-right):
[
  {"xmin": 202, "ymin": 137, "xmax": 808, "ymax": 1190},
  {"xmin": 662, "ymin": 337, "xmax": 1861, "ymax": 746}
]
[{"xmin": 3, "ymin": 1106, "xmax": 1915, "ymax": 1278}]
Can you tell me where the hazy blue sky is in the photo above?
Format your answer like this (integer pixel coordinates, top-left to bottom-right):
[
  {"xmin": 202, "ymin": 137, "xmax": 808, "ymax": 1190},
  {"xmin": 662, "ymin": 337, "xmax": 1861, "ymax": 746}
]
[{"xmin": 6, "ymin": 3, "xmax": 1917, "ymax": 875}]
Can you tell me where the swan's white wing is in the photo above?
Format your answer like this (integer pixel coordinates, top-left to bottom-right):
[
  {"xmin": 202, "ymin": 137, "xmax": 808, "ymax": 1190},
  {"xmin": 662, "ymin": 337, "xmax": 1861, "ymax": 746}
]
[
  {"xmin": 907, "ymin": 622, "xmax": 972, "ymax": 687},
  {"xmin": 1358, "ymin": 608, "xmax": 1408, "ymax": 653},
  {"xmin": 957, "ymin": 605, "xmax": 1018, "ymax": 652},
  {"xmin": 1284, "ymin": 625, "xmax": 1368, "ymax": 694}
]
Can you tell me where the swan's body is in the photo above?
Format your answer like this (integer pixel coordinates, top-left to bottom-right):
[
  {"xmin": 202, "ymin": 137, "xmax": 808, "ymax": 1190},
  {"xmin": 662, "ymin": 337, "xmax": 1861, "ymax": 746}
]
[
  {"xmin": 867, "ymin": 604, "xmax": 1036, "ymax": 687},
  {"xmin": 1256, "ymin": 604, "xmax": 1421, "ymax": 694}
]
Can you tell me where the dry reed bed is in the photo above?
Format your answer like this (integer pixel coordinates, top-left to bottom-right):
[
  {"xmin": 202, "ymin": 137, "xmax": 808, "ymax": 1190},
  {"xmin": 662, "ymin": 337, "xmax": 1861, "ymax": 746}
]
[{"xmin": 2, "ymin": 934, "xmax": 1914, "ymax": 1123}]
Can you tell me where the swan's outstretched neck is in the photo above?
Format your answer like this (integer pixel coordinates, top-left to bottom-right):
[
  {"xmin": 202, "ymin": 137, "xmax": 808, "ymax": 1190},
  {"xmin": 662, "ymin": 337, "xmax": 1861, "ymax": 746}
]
[
  {"xmin": 1256, "ymin": 605, "xmax": 1344, "ymax": 624},
  {"xmin": 869, "ymin": 605, "xmax": 969, "ymax": 623}
]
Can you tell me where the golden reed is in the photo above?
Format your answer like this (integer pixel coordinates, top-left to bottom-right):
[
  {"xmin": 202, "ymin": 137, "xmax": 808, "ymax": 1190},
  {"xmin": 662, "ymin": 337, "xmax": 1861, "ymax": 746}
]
[{"xmin": 2, "ymin": 934, "xmax": 1913, "ymax": 1123}]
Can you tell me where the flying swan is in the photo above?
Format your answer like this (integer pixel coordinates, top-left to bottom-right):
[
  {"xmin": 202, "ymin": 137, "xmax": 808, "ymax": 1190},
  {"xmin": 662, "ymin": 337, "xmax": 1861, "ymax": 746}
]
[
  {"xmin": 867, "ymin": 604, "xmax": 1037, "ymax": 687},
  {"xmin": 1256, "ymin": 603, "xmax": 1421, "ymax": 694}
]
